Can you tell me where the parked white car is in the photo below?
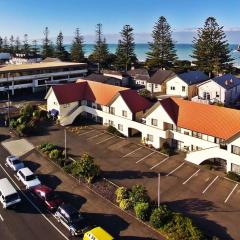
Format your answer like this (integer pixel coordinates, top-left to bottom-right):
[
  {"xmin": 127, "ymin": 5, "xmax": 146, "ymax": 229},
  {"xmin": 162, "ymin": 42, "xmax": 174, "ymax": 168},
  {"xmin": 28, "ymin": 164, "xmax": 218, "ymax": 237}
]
[
  {"xmin": 16, "ymin": 167, "xmax": 41, "ymax": 189},
  {"xmin": 6, "ymin": 156, "xmax": 24, "ymax": 171}
]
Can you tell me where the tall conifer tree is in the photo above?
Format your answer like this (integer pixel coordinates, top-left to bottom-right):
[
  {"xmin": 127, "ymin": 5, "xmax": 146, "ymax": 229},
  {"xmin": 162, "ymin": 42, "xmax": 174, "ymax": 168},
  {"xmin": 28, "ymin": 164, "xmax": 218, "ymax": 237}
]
[
  {"xmin": 192, "ymin": 17, "xmax": 233, "ymax": 76},
  {"xmin": 147, "ymin": 16, "xmax": 177, "ymax": 69},
  {"xmin": 115, "ymin": 25, "xmax": 136, "ymax": 71},
  {"xmin": 22, "ymin": 34, "xmax": 30, "ymax": 57},
  {"xmin": 55, "ymin": 31, "xmax": 69, "ymax": 61},
  {"xmin": 42, "ymin": 27, "xmax": 54, "ymax": 58},
  {"xmin": 70, "ymin": 28, "xmax": 85, "ymax": 62}
]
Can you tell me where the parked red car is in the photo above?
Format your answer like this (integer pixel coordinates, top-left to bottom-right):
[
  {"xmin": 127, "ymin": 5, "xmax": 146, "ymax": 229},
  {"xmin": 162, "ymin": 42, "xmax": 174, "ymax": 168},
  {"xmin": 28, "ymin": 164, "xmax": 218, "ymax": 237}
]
[{"xmin": 32, "ymin": 185, "xmax": 62, "ymax": 211}]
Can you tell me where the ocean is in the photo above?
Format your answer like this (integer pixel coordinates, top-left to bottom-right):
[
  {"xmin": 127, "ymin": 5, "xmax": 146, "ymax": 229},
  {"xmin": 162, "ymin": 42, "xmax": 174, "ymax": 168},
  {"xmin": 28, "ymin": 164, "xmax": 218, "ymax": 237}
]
[{"xmin": 65, "ymin": 43, "xmax": 240, "ymax": 65}]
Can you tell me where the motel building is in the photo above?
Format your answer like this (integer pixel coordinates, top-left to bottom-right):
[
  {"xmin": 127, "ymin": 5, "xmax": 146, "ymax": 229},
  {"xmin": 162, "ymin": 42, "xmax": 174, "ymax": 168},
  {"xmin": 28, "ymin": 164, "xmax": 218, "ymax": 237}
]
[
  {"xmin": 0, "ymin": 61, "xmax": 87, "ymax": 95},
  {"xmin": 45, "ymin": 80, "xmax": 240, "ymax": 174}
]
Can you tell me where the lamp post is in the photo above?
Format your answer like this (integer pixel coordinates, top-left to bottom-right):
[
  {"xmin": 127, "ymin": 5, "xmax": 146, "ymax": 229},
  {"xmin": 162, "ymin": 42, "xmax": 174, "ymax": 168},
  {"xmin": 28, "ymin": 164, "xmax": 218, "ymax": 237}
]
[
  {"xmin": 158, "ymin": 173, "xmax": 161, "ymax": 208},
  {"xmin": 64, "ymin": 128, "xmax": 67, "ymax": 159},
  {"xmin": 6, "ymin": 72, "xmax": 10, "ymax": 127}
]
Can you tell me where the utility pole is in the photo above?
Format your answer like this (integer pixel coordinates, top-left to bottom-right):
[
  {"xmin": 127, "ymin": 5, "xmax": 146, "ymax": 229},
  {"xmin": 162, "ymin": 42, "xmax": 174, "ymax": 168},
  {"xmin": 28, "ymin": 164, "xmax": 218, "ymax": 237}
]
[
  {"xmin": 64, "ymin": 128, "xmax": 67, "ymax": 159},
  {"xmin": 158, "ymin": 173, "xmax": 161, "ymax": 208},
  {"xmin": 7, "ymin": 72, "xmax": 10, "ymax": 127}
]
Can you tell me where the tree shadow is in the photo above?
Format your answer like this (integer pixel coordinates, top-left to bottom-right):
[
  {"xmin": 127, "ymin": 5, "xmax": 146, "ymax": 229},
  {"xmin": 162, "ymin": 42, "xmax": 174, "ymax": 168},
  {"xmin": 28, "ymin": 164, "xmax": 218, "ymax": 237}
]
[
  {"xmin": 165, "ymin": 198, "xmax": 234, "ymax": 240},
  {"xmin": 57, "ymin": 190, "xmax": 87, "ymax": 210},
  {"xmin": 103, "ymin": 170, "xmax": 157, "ymax": 180},
  {"xmin": 22, "ymin": 160, "xmax": 41, "ymax": 172},
  {"xmin": 37, "ymin": 173, "xmax": 62, "ymax": 189}
]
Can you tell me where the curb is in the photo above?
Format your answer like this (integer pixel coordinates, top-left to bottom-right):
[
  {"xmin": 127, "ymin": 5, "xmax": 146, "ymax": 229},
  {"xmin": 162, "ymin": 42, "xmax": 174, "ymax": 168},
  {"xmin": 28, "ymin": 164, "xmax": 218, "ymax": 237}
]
[{"xmin": 36, "ymin": 148, "xmax": 165, "ymax": 239}]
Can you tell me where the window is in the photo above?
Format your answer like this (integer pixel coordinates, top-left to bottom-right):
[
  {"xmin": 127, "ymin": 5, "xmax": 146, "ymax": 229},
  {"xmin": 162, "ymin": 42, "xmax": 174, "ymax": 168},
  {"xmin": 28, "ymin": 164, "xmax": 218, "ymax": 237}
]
[
  {"xmin": 173, "ymin": 126, "xmax": 181, "ymax": 133},
  {"xmin": 184, "ymin": 131, "xmax": 189, "ymax": 135},
  {"xmin": 151, "ymin": 118, "xmax": 158, "ymax": 126},
  {"xmin": 122, "ymin": 110, "xmax": 127, "ymax": 117},
  {"xmin": 110, "ymin": 107, "xmax": 115, "ymax": 115},
  {"xmin": 63, "ymin": 103, "xmax": 70, "ymax": 108},
  {"xmin": 109, "ymin": 120, "xmax": 114, "ymax": 126},
  {"xmin": 192, "ymin": 131, "xmax": 202, "ymax": 139},
  {"xmin": 232, "ymin": 145, "xmax": 240, "ymax": 156},
  {"xmin": 182, "ymin": 86, "xmax": 186, "ymax": 92},
  {"xmin": 118, "ymin": 124, "xmax": 123, "ymax": 131},
  {"xmin": 147, "ymin": 134, "xmax": 153, "ymax": 142},
  {"xmin": 155, "ymin": 84, "xmax": 158, "ymax": 89},
  {"xmin": 216, "ymin": 92, "xmax": 220, "ymax": 98},
  {"xmin": 170, "ymin": 86, "xmax": 175, "ymax": 90},
  {"xmin": 86, "ymin": 100, "xmax": 92, "ymax": 107}
]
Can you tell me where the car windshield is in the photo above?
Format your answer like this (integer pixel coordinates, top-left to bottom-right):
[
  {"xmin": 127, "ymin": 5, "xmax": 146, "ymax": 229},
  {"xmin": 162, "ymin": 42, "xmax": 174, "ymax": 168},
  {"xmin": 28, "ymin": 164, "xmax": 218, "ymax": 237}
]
[
  {"xmin": 26, "ymin": 174, "xmax": 36, "ymax": 181},
  {"xmin": 45, "ymin": 192, "xmax": 56, "ymax": 201},
  {"xmin": 12, "ymin": 159, "xmax": 22, "ymax": 165},
  {"xmin": 5, "ymin": 193, "xmax": 19, "ymax": 203}
]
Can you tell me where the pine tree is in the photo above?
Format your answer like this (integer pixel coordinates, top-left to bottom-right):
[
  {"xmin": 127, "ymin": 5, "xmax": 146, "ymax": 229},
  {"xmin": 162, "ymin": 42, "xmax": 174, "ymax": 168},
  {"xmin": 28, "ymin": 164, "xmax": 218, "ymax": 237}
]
[
  {"xmin": 31, "ymin": 40, "xmax": 39, "ymax": 57},
  {"xmin": 146, "ymin": 16, "xmax": 177, "ymax": 69},
  {"xmin": 90, "ymin": 23, "xmax": 109, "ymax": 72},
  {"xmin": 0, "ymin": 36, "xmax": 3, "ymax": 52},
  {"xmin": 2, "ymin": 37, "xmax": 9, "ymax": 52},
  {"xmin": 22, "ymin": 34, "xmax": 31, "ymax": 57},
  {"xmin": 70, "ymin": 28, "xmax": 85, "ymax": 62},
  {"xmin": 192, "ymin": 17, "xmax": 233, "ymax": 76},
  {"xmin": 15, "ymin": 36, "xmax": 21, "ymax": 54},
  {"xmin": 54, "ymin": 31, "xmax": 69, "ymax": 61},
  {"xmin": 9, "ymin": 35, "xmax": 15, "ymax": 54},
  {"xmin": 115, "ymin": 25, "xmax": 137, "ymax": 71},
  {"xmin": 42, "ymin": 27, "xmax": 54, "ymax": 59}
]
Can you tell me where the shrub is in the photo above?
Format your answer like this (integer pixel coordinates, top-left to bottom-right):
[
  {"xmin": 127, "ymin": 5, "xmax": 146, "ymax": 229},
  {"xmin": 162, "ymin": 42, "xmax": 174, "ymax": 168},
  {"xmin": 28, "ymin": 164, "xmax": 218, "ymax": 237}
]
[
  {"xmin": 119, "ymin": 199, "xmax": 131, "ymax": 210},
  {"xmin": 20, "ymin": 104, "xmax": 34, "ymax": 119},
  {"xmin": 150, "ymin": 205, "xmax": 172, "ymax": 228},
  {"xmin": 39, "ymin": 143, "xmax": 48, "ymax": 150},
  {"xmin": 42, "ymin": 143, "xmax": 56, "ymax": 153},
  {"xmin": 163, "ymin": 213, "xmax": 203, "ymax": 240},
  {"xmin": 10, "ymin": 119, "xmax": 17, "ymax": 128},
  {"xmin": 71, "ymin": 153, "xmax": 100, "ymax": 183},
  {"xmin": 115, "ymin": 187, "xmax": 128, "ymax": 203},
  {"xmin": 16, "ymin": 123, "xmax": 27, "ymax": 135},
  {"xmin": 63, "ymin": 163, "xmax": 73, "ymax": 174},
  {"xmin": 49, "ymin": 149, "xmax": 62, "ymax": 160},
  {"xmin": 107, "ymin": 125, "xmax": 117, "ymax": 134},
  {"xmin": 129, "ymin": 185, "xmax": 149, "ymax": 206},
  {"xmin": 226, "ymin": 171, "xmax": 240, "ymax": 182},
  {"xmin": 134, "ymin": 202, "xmax": 150, "ymax": 221}
]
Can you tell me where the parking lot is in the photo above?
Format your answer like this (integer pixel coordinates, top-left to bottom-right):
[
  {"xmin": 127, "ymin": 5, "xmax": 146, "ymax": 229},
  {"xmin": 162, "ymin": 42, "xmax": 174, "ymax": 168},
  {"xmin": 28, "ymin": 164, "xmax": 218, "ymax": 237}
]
[{"xmin": 25, "ymin": 123, "xmax": 240, "ymax": 239}]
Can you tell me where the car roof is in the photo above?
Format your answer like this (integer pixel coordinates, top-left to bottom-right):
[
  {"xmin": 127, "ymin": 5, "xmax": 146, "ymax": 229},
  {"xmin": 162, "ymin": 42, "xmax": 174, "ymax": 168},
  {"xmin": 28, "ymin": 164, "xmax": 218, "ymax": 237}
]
[
  {"xmin": 59, "ymin": 203, "xmax": 78, "ymax": 215},
  {"xmin": 0, "ymin": 178, "xmax": 18, "ymax": 196},
  {"xmin": 19, "ymin": 167, "xmax": 34, "ymax": 176}
]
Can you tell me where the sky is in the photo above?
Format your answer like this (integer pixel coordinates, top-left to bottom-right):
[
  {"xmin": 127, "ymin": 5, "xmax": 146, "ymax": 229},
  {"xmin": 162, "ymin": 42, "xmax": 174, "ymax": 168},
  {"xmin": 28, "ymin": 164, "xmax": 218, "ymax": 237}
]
[{"xmin": 0, "ymin": 0, "xmax": 240, "ymax": 43}]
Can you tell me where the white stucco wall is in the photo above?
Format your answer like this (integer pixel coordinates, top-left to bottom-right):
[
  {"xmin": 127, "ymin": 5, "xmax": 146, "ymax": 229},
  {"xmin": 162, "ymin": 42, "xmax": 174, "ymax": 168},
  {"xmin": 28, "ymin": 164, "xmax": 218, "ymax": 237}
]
[
  {"xmin": 109, "ymin": 95, "xmax": 133, "ymax": 120},
  {"xmin": 47, "ymin": 90, "xmax": 60, "ymax": 113},
  {"xmin": 146, "ymin": 83, "xmax": 162, "ymax": 93},
  {"xmin": 166, "ymin": 76, "xmax": 188, "ymax": 97}
]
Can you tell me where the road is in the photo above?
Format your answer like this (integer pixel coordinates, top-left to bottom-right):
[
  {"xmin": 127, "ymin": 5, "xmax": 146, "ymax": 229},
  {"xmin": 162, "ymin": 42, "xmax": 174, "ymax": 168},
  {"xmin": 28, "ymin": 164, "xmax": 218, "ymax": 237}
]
[{"xmin": 0, "ymin": 145, "xmax": 69, "ymax": 240}]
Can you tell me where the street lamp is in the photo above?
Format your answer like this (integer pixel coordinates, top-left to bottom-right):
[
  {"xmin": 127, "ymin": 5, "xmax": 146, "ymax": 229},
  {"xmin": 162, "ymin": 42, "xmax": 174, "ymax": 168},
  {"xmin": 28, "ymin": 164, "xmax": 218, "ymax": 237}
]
[{"xmin": 158, "ymin": 173, "xmax": 161, "ymax": 208}]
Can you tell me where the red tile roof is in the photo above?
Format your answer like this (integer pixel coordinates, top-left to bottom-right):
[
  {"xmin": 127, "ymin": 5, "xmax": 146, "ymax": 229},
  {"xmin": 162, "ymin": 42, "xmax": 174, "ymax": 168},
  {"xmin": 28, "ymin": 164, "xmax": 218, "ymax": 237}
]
[
  {"xmin": 160, "ymin": 98, "xmax": 240, "ymax": 140},
  {"xmin": 119, "ymin": 90, "xmax": 153, "ymax": 113},
  {"xmin": 51, "ymin": 80, "xmax": 152, "ymax": 113}
]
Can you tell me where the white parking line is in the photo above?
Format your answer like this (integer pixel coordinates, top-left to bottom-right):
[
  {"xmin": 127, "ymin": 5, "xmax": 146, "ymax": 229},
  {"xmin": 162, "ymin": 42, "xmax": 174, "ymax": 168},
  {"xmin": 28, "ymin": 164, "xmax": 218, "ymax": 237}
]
[
  {"xmin": 122, "ymin": 147, "xmax": 143, "ymax": 158},
  {"xmin": 78, "ymin": 129, "xmax": 95, "ymax": 136},
  {"xmin": 96, "ymin": 136, "xmax": 115, "ymax": 145},
  {"xmin": 0, "ymin": 164, "xmax": 68, "ymax": 240},
  {"xmin": 136, "ymin": 152, "xmax": 155, "ymax": 163},
  {"xmin": 224, "ymin": 183, "xmax": 238, "ymax": 203},
  {"xmin": 202, "ymin": 176, "xmax": 219, "ymax": 194},
  {"xmin": 150, "ymin": 157, "xmax": 169, "ymax": 170},
  {"xmin": 87, "ymin": 132, "xmax": 105, "ymax": 140},
  {"xmin": 166, "ymin": 162, "xmax": 185, "ymax": 176},
  {"xmin": 0, "ymin": 214, "xmax": 4, "ymax": 221},
  {"xmin": 182, "ymin": 169, "xmax": 201, "ymax": 185}
]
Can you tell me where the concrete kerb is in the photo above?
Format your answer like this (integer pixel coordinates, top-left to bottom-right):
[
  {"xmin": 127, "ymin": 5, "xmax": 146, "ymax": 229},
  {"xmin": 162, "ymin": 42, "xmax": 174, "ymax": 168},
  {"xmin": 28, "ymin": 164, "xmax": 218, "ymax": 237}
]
[{"xmin": 35, "ymin": 148, "xmax": 165, "ymax": 239}]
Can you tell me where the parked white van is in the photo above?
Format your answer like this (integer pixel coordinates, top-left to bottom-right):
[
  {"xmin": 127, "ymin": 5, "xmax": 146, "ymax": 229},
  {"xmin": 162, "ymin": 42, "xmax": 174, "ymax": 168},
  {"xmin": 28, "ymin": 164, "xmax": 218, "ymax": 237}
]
[{"xmin": 0, "ymin": 178, "xmax": 21, "ymax": 208}]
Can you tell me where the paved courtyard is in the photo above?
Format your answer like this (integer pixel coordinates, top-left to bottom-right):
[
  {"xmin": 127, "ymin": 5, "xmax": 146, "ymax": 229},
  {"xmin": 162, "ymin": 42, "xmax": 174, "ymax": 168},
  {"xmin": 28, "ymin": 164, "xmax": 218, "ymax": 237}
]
[{"xmin": 26, "ymin": 123, "xmax": 240, "ymax": 239}]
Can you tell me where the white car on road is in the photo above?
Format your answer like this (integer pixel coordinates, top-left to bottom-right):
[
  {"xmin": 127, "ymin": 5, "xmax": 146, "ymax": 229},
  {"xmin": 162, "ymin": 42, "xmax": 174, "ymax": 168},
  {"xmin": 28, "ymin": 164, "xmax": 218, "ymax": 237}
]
[
  {"xmin": 6, "ymin": 156, "xmax": 24, "ymax": 171},
  {"xmin": 17, "ymin": 167, "xmax": 41, "ymax": 189}
]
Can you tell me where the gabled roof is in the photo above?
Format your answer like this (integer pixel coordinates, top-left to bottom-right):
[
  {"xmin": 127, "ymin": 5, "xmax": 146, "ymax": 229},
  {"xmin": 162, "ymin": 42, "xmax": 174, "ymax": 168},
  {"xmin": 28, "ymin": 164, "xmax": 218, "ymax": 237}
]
[
  {"xmin": 118, "ymin": 90, "xmax": 153, "ymax": 113},
  {"xmin": 159, "ymin": 98, "xmax": 240, "ymax": 140},
  {"xmin": 212, "ymin": 74, "xmax": 240, "ymax": 90},
  {"xmin": 148, "ymin": 70, "xmax": 176, "ymax": 84},
  {"xmin": 127, "ymin": 68, "xmax": 150, "ymax": 78},
  {"xmin": 50, "ymin": 80, "xmax": 152, "ymax": 113},
  {"xmin": 178, "ymin": 71, "xmax": 209, "ymax": 85}
]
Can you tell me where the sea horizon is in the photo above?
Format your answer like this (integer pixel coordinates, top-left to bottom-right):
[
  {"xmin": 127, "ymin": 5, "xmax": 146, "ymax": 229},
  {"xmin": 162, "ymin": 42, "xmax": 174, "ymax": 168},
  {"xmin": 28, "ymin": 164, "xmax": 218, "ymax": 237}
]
[{"xmin": 64, "ymin": 43, "xmax": 240, "ymax": 64}]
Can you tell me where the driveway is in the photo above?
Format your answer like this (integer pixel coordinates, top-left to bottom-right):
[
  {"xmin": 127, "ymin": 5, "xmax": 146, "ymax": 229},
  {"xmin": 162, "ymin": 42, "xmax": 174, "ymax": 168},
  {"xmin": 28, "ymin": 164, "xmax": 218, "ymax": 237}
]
[{"xmin": 26, "ymin": 123, "xmax": 240, "ymax": 239}]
